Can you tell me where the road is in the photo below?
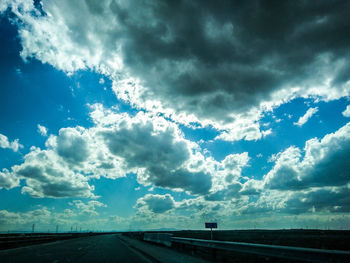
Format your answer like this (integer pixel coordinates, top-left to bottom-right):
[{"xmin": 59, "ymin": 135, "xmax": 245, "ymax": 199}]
[{"xmin": 0, "ymin": 234, "xmax": 153, "ymax": 263}]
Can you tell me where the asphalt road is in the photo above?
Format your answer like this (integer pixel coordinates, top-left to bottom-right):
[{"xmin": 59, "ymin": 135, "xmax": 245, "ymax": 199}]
[{"xmin": 0, "ymin": 234, "xmax": 153, "ymax": 263}]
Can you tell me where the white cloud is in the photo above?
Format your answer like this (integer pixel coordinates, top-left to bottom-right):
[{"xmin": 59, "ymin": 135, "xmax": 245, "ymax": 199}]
[
  {"xmin": 2, "ymin": 104, "xmax": 245, "ymax": 198},
  {"xmin": 70, "ymin": 200, "xmax": 107, "ymax": 216},
  {"xmin": 0, "ymin": 169, "xmax": 20, "ymax": 190},
  {"xmin": 209, "ymin": 152, "xmax": 249, "ymax": 193},
  {"xmin": 2, "ymin": 1, "xmax": 350, "ymax": 223},
  {"xmin": 12, "ymin": 146, "xmax": 96, "ymax": 198},
  {"xmin": 226, "ymin": 122, "xmax": 350, "ymax": 217},
  {"xmin": 294, "ymin": 107, "xmax": 318, "ymax": 127},
  {"xmin": 37, "ymin": 124, "xmax": 48, "ymax": 136},
  {"xmin": 3, "ymin": 103, "xmax": 254, "ymax": 198},
  {"xmin": 262, "ymin": 128, "xmax": 272, "ymax": 137},
  {"xmin": 0, "ymin": 207, "xmax": 52, "ymax": 227},
  {"xmin": 240, "ymin": 179, "xmax": 263, "ymax": 196},
  {"xmin": 214, "ymin": 115, "xmax": 264, "ymax": 142},
  {"xmin": 0, "ymin": 133, "xmax": 23, "ymax": 152},
  {"xmin": 94, "ymin": 107, "xmax": 213, "ymax": 195},
  {"xmin": 342, "ymin": 105, "xmax": 350, "ymax": 117},
  {"xmin": 264, "ymin": 122, "xmax": 350, "ymax": 190},
  {"xmin": 0, "ymin": 0, "xmax": 33, "ymax": 14},
  {"xmin": 14, "ymin": 0, "xmax": 122, "ymax": 75}
]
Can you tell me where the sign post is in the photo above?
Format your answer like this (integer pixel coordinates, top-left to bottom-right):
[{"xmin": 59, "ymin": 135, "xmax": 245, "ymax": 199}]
[{"xmin": 205, "ymin": 222, "xmax": 217, "ymax": 240}]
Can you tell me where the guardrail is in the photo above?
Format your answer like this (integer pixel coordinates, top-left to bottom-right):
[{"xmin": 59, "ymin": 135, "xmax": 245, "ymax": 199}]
[
  {"xmin": 143, "ymin": 233, "xmax": 173, "ymax": 247},
  {"xmin": 143, "ymin": 234, "xmax": 350, "ymax": 262}
]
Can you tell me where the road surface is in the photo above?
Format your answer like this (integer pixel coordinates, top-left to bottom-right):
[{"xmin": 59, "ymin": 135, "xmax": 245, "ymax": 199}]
[{"xmin": 0, "ymin": 234, "xmax": 153, "ymax": 263}]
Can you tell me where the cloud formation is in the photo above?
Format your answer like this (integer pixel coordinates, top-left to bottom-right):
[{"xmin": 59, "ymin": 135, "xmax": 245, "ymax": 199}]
[
  {"xmin": 3, "ymin": 0, "xmax": 350, "ymax": 141},
  {"xmin": 3, "ymin": 103, "xmax": 256, "ymax": 198},
  {"xmin": 294, "ymin": 107, "xmax": 318, "ymax": 127},
  {"xmin": 1, "ymin": 0, "xmax": 350, "ymax": 228},
  {"xmin": 8, "ymin": 103, "xmax": 350, "ymax": 218},
  {"xmin": 37, "ymin": 124, "xmax": 48, "ymax": 136},
  {"xmin": 54, "ymin": 127, "xmax": 90, "ymax": 164},
  {"xmin": 70, "ymin": 200, "xmax": 107, "ymax": 216},
  {"xmin": 282, "ymin": 187, "xmax": 350, "ymax": 214},
  {"xmin": 0, "ymin": 169, "xmax": 20, "ymax": 190},
  {"xmin": 3, "ymin": 104, "xmax": 247, "ymax": 197},
  {"xmin": 136, "ymin": 194, "xmax": 175, "ymax": 214},
  {"xmin": 93, "ymin": 105, "xmax": 213, "ymax": 195},
  {"xmin": 0, "ymin": 207, "xmax": 52, "ymax": 227},
  {"xmin": 343, "ymin": 105, "xmax": 350, "ymax": 117},
  {"xmin": 264, "ymin": 122, "xmax": 350, "ymax": 190},
  {"xmin": 12, "ymin": 147, "xmax": 95, "ymax": 198},
  {"xmin": 0, "ymin": 133, "xmax": 23, "ymax": 152}
]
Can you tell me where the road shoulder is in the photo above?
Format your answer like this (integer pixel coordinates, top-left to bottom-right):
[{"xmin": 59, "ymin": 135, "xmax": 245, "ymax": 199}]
[{"xmin": 118, "ymin": 234, "xmax": 209, "ymax": 263}]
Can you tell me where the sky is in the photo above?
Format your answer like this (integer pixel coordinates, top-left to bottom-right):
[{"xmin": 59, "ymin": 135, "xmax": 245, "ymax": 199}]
[{"xmin": 0, "ymin": 0, "xmax": 350, "ymax": 232}]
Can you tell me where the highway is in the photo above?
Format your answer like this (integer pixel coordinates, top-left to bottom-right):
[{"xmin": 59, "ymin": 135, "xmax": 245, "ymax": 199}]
[{"xmin": 0, "ymin": 234, "xmax": 153, "ymax": 263}]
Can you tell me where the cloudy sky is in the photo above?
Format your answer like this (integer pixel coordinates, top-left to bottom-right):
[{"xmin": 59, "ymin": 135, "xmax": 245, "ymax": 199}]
[{"xmin": 1, "ymin": 0, "xmax": 350, "ymax": 232}]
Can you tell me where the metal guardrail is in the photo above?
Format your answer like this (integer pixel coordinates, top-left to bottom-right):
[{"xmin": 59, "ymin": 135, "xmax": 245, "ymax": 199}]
[{"xmin": 170, "ymin": 237, "xmax": 350, "ymax": 263}]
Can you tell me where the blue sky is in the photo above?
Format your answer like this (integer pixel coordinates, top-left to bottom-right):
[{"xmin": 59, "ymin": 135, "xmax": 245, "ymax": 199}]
[{"xmin": 1, "ymin": 0, "xmax": 350, "ymax": 232}]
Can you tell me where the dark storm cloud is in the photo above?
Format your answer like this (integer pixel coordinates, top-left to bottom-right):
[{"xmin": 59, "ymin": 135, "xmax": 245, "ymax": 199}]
[
  {"xmin": 7, "ymin": 0, "xmax": 350, "ymax": 129},
  {"xmin": 111, "ymin": 0, "xmax": 350, "ymax": 121}
]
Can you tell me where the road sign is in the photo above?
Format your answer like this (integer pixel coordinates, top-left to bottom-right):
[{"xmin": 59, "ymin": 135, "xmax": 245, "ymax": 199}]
[
  {"xmin": 205, "ymin": 222, "xmax": 217, "ymax": 240},
  {"xmin": 205, "ymin": 222, "xmax": 217, "ymax": 229}
]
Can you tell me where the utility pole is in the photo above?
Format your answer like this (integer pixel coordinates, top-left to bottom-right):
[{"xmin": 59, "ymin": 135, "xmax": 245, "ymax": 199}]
[
  {"xmin": 56, "ymin": 225, "xmax": 58, "ymax": 233},
  {"xmin": 32, "ymin": 224, "xmax": 35, "ymax": 233}
]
